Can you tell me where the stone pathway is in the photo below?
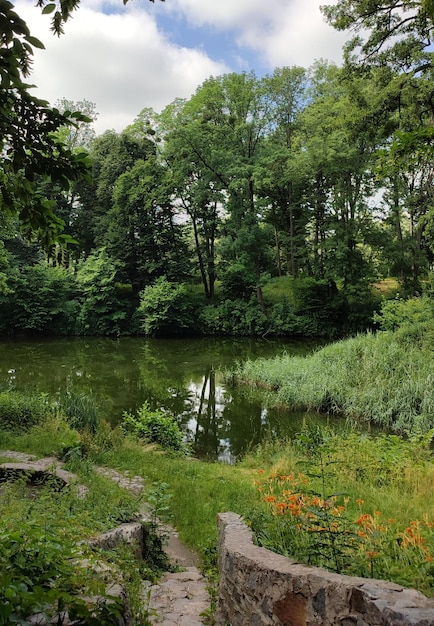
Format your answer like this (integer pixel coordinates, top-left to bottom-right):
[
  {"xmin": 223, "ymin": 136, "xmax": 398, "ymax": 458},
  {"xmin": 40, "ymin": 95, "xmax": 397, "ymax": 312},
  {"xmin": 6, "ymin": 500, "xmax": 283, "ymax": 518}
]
[
  {"xmin": 0, "ymin": 451, "xmax": 212, "ymax": 626},
  {"xmin": 95, "ymin": 466, "xmax": 212, "ymax": 625}
]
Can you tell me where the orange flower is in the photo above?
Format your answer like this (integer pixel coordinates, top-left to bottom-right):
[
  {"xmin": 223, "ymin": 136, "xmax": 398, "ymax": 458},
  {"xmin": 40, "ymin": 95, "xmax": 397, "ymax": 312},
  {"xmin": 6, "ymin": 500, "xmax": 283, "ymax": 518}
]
[
  {"xmin": 366, "ymin": 551, "xmax": 378, "ymax": 559},
  {"xmin": 264, "ymin": 495, "xmax": 276, "ymax": 503},
  {"xmin": 356, "ymin": 499, "xmax": 364, "ymax": 506}
]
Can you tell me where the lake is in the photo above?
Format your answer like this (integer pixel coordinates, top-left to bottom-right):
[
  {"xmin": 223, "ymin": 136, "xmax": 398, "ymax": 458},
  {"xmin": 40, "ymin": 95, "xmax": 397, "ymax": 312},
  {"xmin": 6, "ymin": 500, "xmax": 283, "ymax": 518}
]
[{"xmin": 0, "ymin": 336, "xmax": 331, "ymax": 462}]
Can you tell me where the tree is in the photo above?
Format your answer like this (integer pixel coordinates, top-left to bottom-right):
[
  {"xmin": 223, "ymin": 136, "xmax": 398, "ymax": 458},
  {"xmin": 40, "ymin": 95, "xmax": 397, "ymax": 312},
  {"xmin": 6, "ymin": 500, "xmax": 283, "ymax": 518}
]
[
  {"xmin": 161, "ymin": 99, "xmax": 223, "ymax": 299},
  {"xmin": 0, "ymin": 0, "xmax": 161, "ymax": 243},
  {"xmin": 0, "ymin": 0, "xmax": 92, "ymax": 243},
  {"xmin": 254, "ymin": 66, "xmax": 310, "ymax": 279},
  {"xmin": 321, "ymin": 0, "xmax": 433, "ymax": 73},
  {"xmin": 322, "ymin": 0, "xmax": 434, "ymax": 280},
  {"xmin": 297, "ymin": 62, "xmax": 389, "ymax": 289},
  {"xmin": 173, "ymin": 72, "xmax": 274, "ymax": 310},
  {"xmin": 74, "ymin": 130, "xmax": 156, "ymax": 257},
  {"xmin": 108, "ymin": 157, "xmax": 191, "ymax": 293}
]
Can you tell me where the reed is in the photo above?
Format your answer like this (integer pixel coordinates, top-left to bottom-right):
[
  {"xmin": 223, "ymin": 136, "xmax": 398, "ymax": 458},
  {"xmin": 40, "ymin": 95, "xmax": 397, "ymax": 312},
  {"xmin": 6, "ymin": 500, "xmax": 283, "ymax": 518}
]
[{"xmin": 234, "ymin": 328, "xmax": 434, "ymax": 433}]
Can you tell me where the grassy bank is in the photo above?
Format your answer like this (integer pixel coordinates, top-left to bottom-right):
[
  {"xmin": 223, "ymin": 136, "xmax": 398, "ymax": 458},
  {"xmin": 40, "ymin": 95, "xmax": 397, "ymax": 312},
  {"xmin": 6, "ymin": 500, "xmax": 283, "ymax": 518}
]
[
  {"xmin": 233, "ymin": 323, "xmax": 434, "ymax": 434},
  {"xmin": 1, "ymin": 413, "xmax": 434, "ymax": 597}
]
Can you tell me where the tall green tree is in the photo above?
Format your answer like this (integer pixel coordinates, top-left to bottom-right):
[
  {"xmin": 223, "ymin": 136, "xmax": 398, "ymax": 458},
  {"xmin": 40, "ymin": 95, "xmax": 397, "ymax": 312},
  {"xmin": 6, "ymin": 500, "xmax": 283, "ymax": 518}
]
[
  {"xmin": 173, "ymin": 72, "xmax": 274, "ymax": 309},
  {"xmin": 298, "ymin": 62, "xmax": 388, "ymax": 287},
  {"xmin": 107, "ymin": 157, "xmax": 191, "ymax": 293},
  {"xmin": 161, "ymin": 99, "xmax": 223, "ymax": 299},
  {"xmin": 254, "ymin": 66, "xmax": 309, "ymax": 279},
  {"xmin": 0, "ymin": 0, "xmax": 91, "ymax": 244}
]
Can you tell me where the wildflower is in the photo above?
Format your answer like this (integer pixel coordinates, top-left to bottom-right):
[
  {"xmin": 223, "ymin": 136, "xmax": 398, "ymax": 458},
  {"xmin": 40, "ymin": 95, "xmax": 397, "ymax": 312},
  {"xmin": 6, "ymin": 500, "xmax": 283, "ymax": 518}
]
[
  {"xmin": 356, "ymin": 499, "xmax": 364, "ymax": 506},
  {"xmin": 264, "ymin": 495, "xmax": 276, "ymax": 503},
  {"xmin": 366, "ymin": 551, "xmax": 378, "ymax": 559}
]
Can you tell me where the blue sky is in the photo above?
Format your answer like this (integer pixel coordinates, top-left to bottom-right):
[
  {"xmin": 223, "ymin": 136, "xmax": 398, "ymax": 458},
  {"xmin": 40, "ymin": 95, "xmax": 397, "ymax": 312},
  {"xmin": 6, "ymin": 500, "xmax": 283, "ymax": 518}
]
[{"xmin": 15, "ymin": 0, "xmax": 349, "ymax": 134}]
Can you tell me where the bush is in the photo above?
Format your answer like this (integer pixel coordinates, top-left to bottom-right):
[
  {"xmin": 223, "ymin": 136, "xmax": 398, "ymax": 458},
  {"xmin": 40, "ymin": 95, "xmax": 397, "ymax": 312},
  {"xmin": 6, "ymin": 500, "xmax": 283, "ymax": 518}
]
[
  {"xmin": 292, "ymin": 277, "xmax": 346, "ymax": 337},
  {"xmin": 122, "ymin": 402, "xmax": 188, "ymax": 454},
  {"xmin": 0, "ymin": 391, "xmax": 49, "ymax": 431},
  {"xmin": 76, "ymin": 249, "xmax": 135, "ymax": 336},
  {"xmin": 374, "ymin": 295, "xmax": 434, "ymax": 331},
  {"xmin": 199, "ymin": 298, "xmax": 268, "ymax": 336},
  {"xmin": 138, "ymin": 277, "xmax": 195, "ymax": 336},
  {"xmin": 0, "ymin": 265, "xmax": 77, "ymax": 336},
  {"xmin": 219, "ymin": 263, "xmax": 256, "ymax": 300}
]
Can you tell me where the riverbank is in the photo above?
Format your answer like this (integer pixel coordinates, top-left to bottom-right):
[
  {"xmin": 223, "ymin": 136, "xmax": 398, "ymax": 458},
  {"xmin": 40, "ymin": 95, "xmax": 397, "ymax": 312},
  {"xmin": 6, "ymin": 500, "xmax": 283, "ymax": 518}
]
[
  {"xmin": 232, "ymin": 322, "xmax": 434, "ymax": 434},
  {"xmin": 1, "ymin": 412, "xmax": 434, "ymax": 601}
]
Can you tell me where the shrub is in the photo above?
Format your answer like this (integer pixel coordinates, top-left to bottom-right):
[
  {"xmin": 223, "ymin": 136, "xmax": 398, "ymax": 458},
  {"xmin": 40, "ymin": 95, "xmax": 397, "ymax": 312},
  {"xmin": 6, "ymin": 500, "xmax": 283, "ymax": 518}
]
[
  {"xmin": 199, "ymin": 299, "xmax": 268, "ymax": 336},
  {"xmin": 0, "ymin": 265, "xmax": 77, "ymax": 336},
  {"xmin": 122, "ymin": 402, "xmax": 188, "ymax": 454},
  {"xmin": 76, "ymin": 249, "xmax": 134, "ymax": 336},
  {"xmin": 219, "ymin": 263, "xmax": 256, "ymax": 300},
  {"xmin": 374, "ymin": 295, "xmax": 434, "ymax": 331},
  {"xmin": 0, "ymin": 391, "xmax": 49, "ymax": 431},
  {"xmin": 138, "ymin": 277, "xmax": 195, "ymax": 336}
]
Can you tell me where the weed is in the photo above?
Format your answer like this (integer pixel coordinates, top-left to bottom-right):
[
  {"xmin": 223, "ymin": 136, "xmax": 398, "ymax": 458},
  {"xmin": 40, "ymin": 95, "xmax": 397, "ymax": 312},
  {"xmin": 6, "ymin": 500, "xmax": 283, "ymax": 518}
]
[{"xmin": 122, "ymin": 402, "xmax": 189, "ymax": 455}]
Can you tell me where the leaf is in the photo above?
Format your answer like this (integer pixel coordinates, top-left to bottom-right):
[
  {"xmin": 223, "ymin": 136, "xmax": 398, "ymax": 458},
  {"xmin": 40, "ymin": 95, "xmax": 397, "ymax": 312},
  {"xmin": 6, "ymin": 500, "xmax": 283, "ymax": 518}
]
[
  {"xmin": 25, "ymin": 35, "xmax": 45, "ymax": 49},
  {"xmin": 41, "ymin": 3, "xmax": 56, "ymax": 14}
]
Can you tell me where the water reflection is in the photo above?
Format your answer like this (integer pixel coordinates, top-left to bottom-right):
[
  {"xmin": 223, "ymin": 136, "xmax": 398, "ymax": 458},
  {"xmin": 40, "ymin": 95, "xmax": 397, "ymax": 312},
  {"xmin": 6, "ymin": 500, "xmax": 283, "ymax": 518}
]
[{"xmin": 0, "ymin": 336, "xmax": 328, "ymax": 461}]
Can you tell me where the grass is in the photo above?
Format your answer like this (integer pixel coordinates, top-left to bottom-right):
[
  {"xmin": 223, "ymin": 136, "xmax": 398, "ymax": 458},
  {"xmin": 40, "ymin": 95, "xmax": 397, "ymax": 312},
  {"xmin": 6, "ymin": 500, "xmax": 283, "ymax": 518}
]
[
  {"xmin": 232, "ymin": 324, "xmax": 434, "ymax": 434},
  {"xmin": 2, "ymin": 395, "xmax": 434, "ymax": 599}
]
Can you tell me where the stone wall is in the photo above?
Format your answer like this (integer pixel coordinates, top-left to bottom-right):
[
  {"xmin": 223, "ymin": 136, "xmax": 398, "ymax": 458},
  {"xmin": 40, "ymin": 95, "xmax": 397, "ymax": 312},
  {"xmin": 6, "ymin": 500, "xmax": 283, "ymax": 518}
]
[{"xmin": 216, "ymin": 512, "xmax": 434, "ymax": 626}]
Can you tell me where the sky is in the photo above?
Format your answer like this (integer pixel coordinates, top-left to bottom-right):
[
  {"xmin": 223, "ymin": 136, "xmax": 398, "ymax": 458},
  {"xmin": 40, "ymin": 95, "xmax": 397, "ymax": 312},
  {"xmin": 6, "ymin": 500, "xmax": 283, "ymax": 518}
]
[{"xmin": 15, "ymin": 0, "xmax": 350, "ymax": 135}]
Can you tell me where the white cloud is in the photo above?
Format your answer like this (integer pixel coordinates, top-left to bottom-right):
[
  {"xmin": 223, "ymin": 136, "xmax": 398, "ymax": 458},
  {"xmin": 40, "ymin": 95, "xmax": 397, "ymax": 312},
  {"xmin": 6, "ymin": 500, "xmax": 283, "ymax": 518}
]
[
  {"xmin": 250, "ymin": 0, "xmax": 348, "ymax": 68},
  {"xmin": 12, "ymin": 0, "xmax": 349, "ymax": 134},
  {"xmin": 15, "ymin": 0, "xmax": 228, "ymax": 133},
  {"xmin": 167, "ymin": 0, "xmax": 276, "ymax": 29},
  {"xmin": 169, "ymin": 0, "xmax": 347, "ymax": 68}
]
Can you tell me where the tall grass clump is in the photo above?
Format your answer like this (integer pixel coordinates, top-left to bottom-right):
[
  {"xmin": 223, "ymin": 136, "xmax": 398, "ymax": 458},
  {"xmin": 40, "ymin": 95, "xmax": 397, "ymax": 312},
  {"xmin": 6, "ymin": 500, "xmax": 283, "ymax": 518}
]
[
  {"xmin": 59, "ymin": 391, "xmax": 100, "ymax": 433},
  {"xmin": 234, "ymin": 325, "xmax": 434, "ymax": 434}
]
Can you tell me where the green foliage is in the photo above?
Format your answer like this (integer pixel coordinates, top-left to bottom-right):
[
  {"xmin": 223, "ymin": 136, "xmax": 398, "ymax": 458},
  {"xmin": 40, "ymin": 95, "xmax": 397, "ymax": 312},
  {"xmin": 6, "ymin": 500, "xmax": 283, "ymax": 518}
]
[
  {"xmin": 76, "ymin": 248, "xmax": 134, "ymax": 336},
  {"xmin": 219, "ymin": 262, "xmax": 256, "ymax": 300},
  {"xmin": 0, "ymin": 447, "xmax": 163, "ymax": 625},
  {"xmin": 235, "ymin": 325, "xmax": 434, "ymax": 434},
  {"xmin": 138, "ymin": 277, "xmax": 194, "ymax": 336},
  {"xmin": 374, "ymin": 295, "xmax": 434, "ymax": 331},
  {"xmin": 0, "ymin": 0, "xmax": 92, "ymax": 244},
  {"xmin": 0, "ymin": 264, "xmax": 77, "ymax": 335},
  {"xmin": 0, "ymin": 391, "xmax": 49, "ymax": 431},
  {"xmin": 0, "ymin": 521, "xmax": 123, "ymax": 625},
  {"xmin": 122, "ymin": 402, "xmax": 188, "ymax": 454},
  {"xmin": 199, "ymin": 298, "xmax": 268, "ymax": 336},
  {"xmin": 292, "ymin": 278, "xmax": 346, "ymax": 335}
]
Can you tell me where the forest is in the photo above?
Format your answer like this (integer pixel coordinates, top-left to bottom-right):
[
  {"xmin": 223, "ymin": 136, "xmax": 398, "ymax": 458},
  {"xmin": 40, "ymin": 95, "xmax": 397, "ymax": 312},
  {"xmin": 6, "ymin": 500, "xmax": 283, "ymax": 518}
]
[{"xmin": 1, "ymin": 0, "xmax": 434, "ymax": 339}]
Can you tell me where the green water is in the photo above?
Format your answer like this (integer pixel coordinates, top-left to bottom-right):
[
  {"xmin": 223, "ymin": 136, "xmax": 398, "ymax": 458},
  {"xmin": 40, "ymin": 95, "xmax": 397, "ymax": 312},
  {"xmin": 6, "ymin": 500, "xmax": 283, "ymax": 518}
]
[{"xmin": 0, "ymin": 336, "xmax": 329, "ymax": 461}]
